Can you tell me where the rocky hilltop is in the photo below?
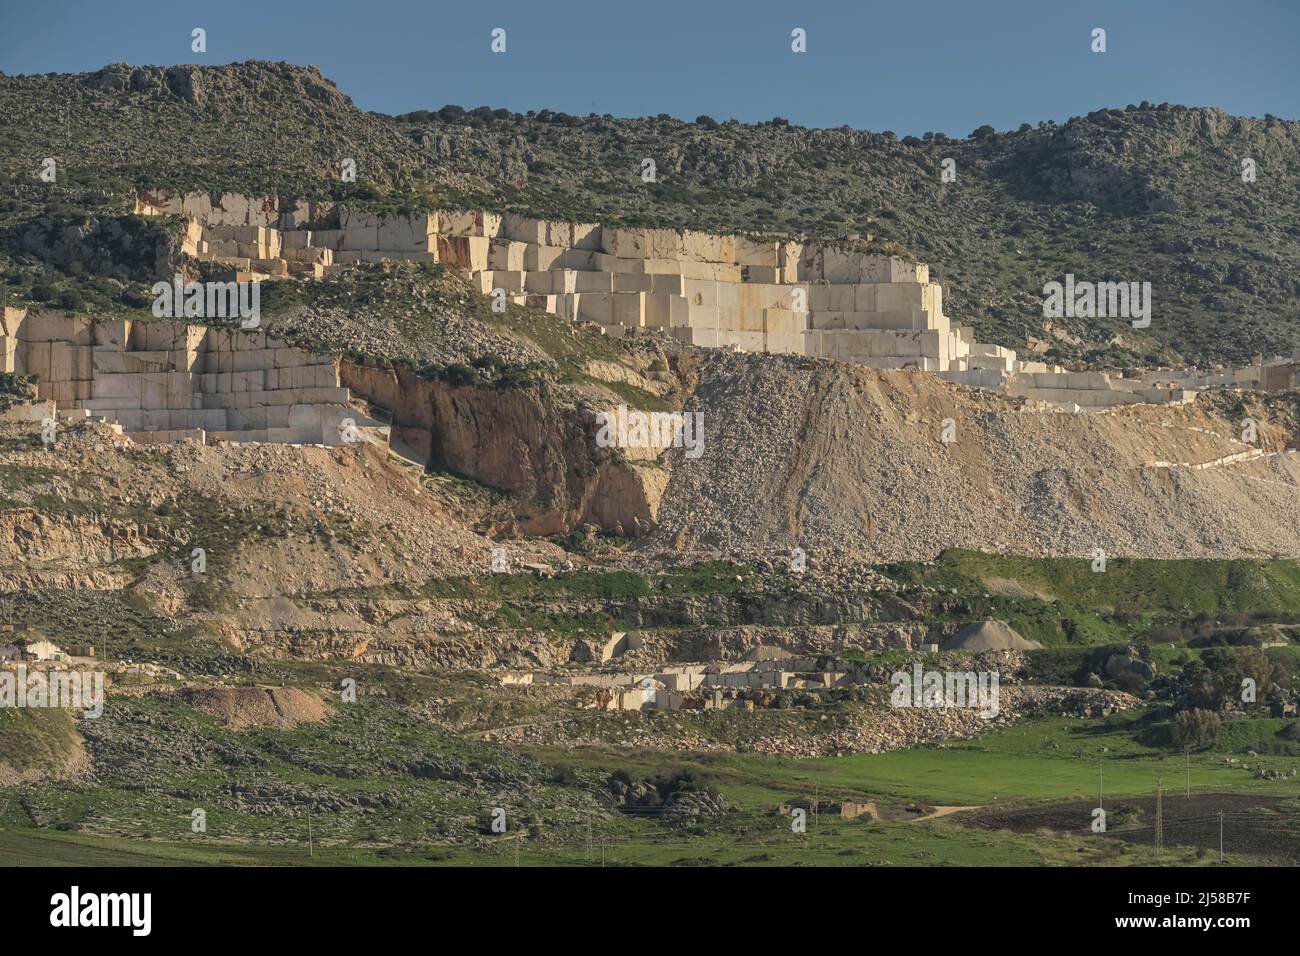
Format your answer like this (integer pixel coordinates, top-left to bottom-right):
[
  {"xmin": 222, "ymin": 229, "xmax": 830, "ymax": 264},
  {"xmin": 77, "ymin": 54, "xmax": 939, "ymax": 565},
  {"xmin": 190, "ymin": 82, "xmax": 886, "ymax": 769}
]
[{"xmin": 2, "ymin": 61, "xmax": 1298, "ymax": 365}]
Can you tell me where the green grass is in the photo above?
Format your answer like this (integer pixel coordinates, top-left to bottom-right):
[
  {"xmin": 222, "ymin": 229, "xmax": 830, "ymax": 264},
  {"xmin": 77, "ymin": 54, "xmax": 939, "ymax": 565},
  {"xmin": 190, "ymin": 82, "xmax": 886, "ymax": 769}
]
[
  {"xmin": 537, "ymin": 710, "xmax": 1300, "ymax": 810},
  {"xmin": 2, "ymin": 816, "xmax": 1193, "ymax": 867},
  {"xmin": 324, "ymin": 561, "xmax": 758, "ymax": 604},
  {"xmin": 2, "ymin": 697, "xmax": 1288, "ymax": 867},
  {"xmin": 881, "ymin": 550, "xmax": 1300, "ymax": 648},
  {"xmin": 742, "ymin": 715, "xmax": 1299, "ymax": 807},
  {"xmin": 0, "ymin": 709, "xmax": 81, "ymax": 774},
  {"xmin": 889, "ymin": 550, "xmax": 1300, "ymax": 619}
]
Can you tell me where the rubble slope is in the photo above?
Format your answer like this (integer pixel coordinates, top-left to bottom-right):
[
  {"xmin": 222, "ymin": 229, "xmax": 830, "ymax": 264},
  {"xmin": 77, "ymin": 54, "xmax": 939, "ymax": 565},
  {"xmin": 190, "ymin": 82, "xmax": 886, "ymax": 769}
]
[{"xmin": 643, "ymin": 351, "xmax": 1300, "ymax": 560}]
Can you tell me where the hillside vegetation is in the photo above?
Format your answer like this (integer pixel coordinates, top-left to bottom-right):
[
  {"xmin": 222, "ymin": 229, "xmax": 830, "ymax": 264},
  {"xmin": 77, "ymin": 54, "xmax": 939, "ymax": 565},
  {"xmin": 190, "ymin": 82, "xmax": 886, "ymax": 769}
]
[{"xmin": 1, "ymin": 62, "xmax": 1298, "ymax": 365}]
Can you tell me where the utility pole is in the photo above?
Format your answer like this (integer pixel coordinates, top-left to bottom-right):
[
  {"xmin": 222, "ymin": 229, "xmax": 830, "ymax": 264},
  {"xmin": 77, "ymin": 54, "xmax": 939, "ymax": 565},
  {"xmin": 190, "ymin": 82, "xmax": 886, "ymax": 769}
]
[
  {"xmin": 307, "ymin": 804, "xmax": 314, "ymax": 859},
  {"xmin": 1218, "ymin": 811, "xmax": 1224, "ymax": 863},
  {"xmin": 1154, "ymin": 778, "xmax": 1164, "ymax": 853},
  {"xmin": 1099, "ymin": 755, "xmax": 1104, "ymax": 812},
  {"xmin": 1186, "ymin": 747, "xmax": 1191, "ymax": 798}
]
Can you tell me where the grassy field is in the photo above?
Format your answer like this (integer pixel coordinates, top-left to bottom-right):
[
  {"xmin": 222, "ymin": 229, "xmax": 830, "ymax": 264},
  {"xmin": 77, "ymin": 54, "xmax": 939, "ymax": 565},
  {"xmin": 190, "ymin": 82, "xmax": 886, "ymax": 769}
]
[
  {"xmin": 0, "ymin": 803, "xmax": 1211, "ymax": 868},
  {"xmin": 539, "ymin": 711, "xmax": 1300, "ymax": 809},
  {"xmin": 2, "ymin": 706, "xmax": 1286, "ymax": 867},
  {"xmin": 882, "ymin": 550, "xmax": 1300, "ymax": 648}
]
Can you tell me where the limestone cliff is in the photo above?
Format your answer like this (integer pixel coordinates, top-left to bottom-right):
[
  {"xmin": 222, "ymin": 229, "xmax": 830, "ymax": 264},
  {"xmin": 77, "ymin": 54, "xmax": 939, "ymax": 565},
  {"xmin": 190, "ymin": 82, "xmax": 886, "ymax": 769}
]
[{"xmin": 341, "ymin": 360, "xmax": 666, "ymax": 536}]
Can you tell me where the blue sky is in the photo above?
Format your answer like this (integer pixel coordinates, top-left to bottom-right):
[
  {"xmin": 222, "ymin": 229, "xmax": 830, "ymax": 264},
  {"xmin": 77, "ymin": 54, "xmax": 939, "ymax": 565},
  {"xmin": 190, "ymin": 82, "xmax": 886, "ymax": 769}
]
[{"xmin": 2, "ymin": 0, "xmax": 1296, "ymax": 136}]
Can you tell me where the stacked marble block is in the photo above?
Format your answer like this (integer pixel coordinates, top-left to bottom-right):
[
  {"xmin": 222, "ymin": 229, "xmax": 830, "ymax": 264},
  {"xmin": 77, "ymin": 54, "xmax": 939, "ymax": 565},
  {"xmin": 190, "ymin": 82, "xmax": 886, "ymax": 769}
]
[
  {"xmin": 939, "ymin": 365, "xmax": 1194, "ymax": 410},
  {"xmin": 1118, "ymin": 356, "xmax": 1300, "ymax": 393},
  {"xmin": 142, "ymin": 192, "xmax": 965, "ymax": 365},
  {"xmin": 189, "ymin": 211, "xmax": 474, "ymax": 279},
  {"xmin": 142, "ymin": 193, "xmax": 365, "ymax": 280},
  {"xmin": 471, "ymin": 221, "xmax": 951, "ymax": 358},
  {"xmin": 803, "ymin": 264, "xmax": 970, "ymax": 371},
  {"xmin": 135, "ymin": 193, "xmax": 1216, "ymax": 412},
  {"xmin": 1008, "ymin": 370, "xmax": 1194, "ymax": 409},
  {"xmin": 0, "ymin": 308, "xmax": 387, "ymax": 446}
]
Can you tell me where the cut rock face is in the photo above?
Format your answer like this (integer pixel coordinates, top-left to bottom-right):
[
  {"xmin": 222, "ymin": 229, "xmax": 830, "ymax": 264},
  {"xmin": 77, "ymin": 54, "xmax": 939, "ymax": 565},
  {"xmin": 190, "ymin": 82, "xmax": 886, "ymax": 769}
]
[
  {"xmin": 143, "ymin": 190, "xmax": 1300, "ymax": 411},
  {"xmin": 0, "ymin": 307, "xmax": 388, "ymax": 448}
]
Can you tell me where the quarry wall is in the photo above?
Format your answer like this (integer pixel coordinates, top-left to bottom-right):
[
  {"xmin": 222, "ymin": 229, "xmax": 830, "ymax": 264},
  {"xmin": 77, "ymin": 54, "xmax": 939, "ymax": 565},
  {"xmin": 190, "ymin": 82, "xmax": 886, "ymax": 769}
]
[
  {"xmin": 0, "ymin": 307, "xmax": 387, "ymax": 447},
  {"xmin": 138, "ymin": 190, "xmax": 1299, "ymax": 413}
]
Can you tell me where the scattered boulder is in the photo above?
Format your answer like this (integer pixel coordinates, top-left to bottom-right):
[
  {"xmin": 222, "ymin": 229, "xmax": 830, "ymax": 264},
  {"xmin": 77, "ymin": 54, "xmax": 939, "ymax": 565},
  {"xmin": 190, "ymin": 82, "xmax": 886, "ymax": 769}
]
[{"xmin": 1104, "ymin": 648, "xmax": 1156, "ymax": 680}]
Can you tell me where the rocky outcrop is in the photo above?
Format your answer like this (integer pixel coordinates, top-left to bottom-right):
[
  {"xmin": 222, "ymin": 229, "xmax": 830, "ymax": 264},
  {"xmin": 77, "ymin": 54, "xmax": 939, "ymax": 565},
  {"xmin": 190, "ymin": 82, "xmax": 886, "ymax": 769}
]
[
  {"xmin": 342, "ymin": 359, "xmax": 667, "ymax": 536},
  {"xmin": 0, "ymin": 509, "xmax": 171, "ymax": 592},
  {"xmin": 12, "ymin": 214, "xmax": 183, "ymax": 284},
  {"xmin": 747, "ymin": 686, "xmax": 1141, "ymax": 758},
  {"xmin": 340, "ymin": 361, "xmax": 436, "ymax": 460}
]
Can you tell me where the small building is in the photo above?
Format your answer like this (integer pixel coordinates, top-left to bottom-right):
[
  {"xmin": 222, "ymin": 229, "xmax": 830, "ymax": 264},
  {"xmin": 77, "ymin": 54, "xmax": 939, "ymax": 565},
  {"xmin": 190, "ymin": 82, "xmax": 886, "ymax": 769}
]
[{"xmin": 24, "ymin": 639, "xmax": 66, "ymax": 662}]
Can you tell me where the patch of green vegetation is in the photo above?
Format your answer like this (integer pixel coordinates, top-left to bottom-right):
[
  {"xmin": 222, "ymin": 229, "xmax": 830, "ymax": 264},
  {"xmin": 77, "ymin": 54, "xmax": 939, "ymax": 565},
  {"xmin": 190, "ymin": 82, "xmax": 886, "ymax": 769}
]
[
  {"xmin": 1210, "ymin": 717, "xmax": 1300, "ymax": 757},
  {"xmin": 884, "ymin": 550, "xmax": 1300, "ymax": 648},
  {"xmin": 259, "ymin": 262, "xmax": 669, "ymax": 407},
  {"xmin": 0, "ymin": 708, "xmax": 81, "ymax": 775},
  {"xmin": 0, "ymin": 373, "xmax": 37, "ymax": 412},
  {"xmin": 324, "ymin": 562, "xmax": 758, "ymax": 606},
  {"xmin": 0, "ymin": 813, "xmax": 1196, "ymax": 868},
  {"xmin": 583, "ymin": 376, "xmax": 673, "ymax": 413},
  {"xmin": 537, "ymin": 710, "xmax": 1300, "ymax": 811},
  {"xmin": 0, "ymin": 463, "xmax": 61, "ymax": 495},
  {"xmin": 489, "ymin": 605, "xmax": 616, "ymax": 638},
  {"xmin": 0, "ymin": 691, "xmax": 1242, "ymax": 867}
]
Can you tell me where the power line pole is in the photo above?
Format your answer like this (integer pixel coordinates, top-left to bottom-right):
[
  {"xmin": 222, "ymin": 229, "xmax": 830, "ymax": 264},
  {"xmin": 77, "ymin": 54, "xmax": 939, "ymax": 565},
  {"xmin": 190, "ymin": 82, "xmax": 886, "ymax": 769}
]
[
  {"xmin": 1154, "ymin": 778, "xmax": 1164, "ymax": 853},
  {"xmin": 1186, "ymin": 747, "xmax": 1191, "ymax": 798},
  {"xmin": 1218, "ymin": 811, "xmax": 1224, "ymax": 863},
  {"xmin": 1099, "ymin": 755, "xmax": 1104, "ymax": 812},
  {"xmin": 307, "ymin": 804, "xmax": 314, "ymax": 859}
]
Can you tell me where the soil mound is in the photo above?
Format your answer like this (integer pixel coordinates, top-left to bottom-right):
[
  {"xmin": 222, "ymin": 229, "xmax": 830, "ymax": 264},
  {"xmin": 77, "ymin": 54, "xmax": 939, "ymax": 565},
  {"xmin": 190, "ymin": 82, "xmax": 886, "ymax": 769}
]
[{"xmin": 183, "ymin": 686, "xmax": 332, "ymax": 730}]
